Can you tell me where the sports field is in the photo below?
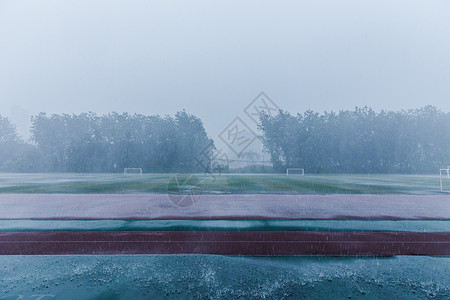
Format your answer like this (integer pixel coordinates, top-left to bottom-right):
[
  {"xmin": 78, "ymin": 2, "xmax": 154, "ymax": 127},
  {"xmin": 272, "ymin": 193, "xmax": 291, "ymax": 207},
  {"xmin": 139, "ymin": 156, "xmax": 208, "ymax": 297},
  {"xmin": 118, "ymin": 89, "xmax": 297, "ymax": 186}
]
[
  {"xmin": 0, "ymin": 173, "xmax": 449, "ymax": 299},
  {"xmin": 0, "ymin": 172, "xmax": 449, "ymax": 194}
]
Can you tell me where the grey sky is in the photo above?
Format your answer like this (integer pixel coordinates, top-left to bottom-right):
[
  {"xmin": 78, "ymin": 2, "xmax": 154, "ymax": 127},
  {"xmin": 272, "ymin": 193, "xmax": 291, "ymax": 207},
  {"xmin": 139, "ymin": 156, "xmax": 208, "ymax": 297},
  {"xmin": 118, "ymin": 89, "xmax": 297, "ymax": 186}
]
[{"xmin": 1, "ymin": 0, "xmax": 450, "ymax": 144}]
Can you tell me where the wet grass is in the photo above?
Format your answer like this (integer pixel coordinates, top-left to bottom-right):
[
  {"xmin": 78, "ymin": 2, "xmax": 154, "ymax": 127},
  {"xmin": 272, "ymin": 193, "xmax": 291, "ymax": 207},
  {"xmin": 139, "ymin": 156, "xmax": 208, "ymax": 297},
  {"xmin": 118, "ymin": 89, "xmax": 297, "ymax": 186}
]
[{"xmin": 0, "ymin": 173, "xmax": 448, "ymax": 194}]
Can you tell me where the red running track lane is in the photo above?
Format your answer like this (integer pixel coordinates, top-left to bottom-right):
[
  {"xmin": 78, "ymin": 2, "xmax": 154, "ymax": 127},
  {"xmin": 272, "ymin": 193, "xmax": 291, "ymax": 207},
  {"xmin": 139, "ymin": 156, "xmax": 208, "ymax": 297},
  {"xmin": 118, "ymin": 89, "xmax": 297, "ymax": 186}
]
[
  {"xmin": 0, "ymin": 194, "xmax": 449, "ymax": 220},
  {"xmin": 1, "ymin": 231, "xmax": 449, "ymax": 256}
]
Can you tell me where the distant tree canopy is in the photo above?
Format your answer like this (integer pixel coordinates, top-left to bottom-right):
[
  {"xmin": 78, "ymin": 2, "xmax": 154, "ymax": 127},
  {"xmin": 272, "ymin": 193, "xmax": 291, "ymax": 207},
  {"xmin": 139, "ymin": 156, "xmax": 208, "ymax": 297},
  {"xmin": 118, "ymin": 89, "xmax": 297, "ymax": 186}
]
[
  {"xmin": 0, "ymin": 111, "xmax": 212, "ymax": 173},
  {"xmin": 29, "ymin": 111, "xmax": 213, "ymax": 173},
  {"xmin": 259, "ymin": 106, "xmax": 450, "ymax": 173},
  {"xmin": 0, "ymin": 116, "xmax": 37, "ymax": 172},
  {"xmin": 1, "ymin": 106, "xmax": 450, "ymax": 174},
  {"xmin": 0, "ymin": 116, "xmax": 18, "ymax": 143}
]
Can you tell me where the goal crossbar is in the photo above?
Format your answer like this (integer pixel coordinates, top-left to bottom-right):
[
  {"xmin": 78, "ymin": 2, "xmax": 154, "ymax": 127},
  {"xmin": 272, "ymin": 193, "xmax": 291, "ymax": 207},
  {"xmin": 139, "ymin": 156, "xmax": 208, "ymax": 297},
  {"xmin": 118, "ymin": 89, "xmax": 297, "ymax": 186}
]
[
  {"xmin": 286, "ymin": 168, "xmax": 304, "ymax": 176},
  {"xmin": 124, "ymin": 168, "xmax": 143, "ymax": 175}
]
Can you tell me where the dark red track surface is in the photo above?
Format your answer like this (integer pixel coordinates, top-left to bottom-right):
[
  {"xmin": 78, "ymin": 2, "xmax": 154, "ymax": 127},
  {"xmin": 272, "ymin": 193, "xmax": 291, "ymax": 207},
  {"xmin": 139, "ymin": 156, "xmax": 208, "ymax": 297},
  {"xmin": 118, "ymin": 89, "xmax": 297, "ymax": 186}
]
[{"xmin": 1, "ymin": 231, "xmax": 449, "ymax": 256}]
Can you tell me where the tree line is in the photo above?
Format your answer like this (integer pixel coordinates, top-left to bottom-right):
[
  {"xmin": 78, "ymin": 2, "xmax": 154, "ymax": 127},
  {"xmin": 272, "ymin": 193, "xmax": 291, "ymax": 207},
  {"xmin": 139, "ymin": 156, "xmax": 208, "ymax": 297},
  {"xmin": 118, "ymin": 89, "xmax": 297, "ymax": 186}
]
[
  {"xmin": 259, "ymin": 106, "xmax": 450, "ymax": 173},
  {"xmin": 0, "ymin": 111, "xmax": 212, "ymax": 173},
  {"xmin": 1, "ymin": 106, "xmax": 449, "ymax": 173}
]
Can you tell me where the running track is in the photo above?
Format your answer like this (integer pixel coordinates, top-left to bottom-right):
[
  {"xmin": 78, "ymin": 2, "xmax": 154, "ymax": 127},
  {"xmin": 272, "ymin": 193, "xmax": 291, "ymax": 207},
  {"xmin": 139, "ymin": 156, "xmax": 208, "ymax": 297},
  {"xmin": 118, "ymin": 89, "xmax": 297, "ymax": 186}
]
[{"xmin": 0, "ymin": 194, "xmax": 449, "ymax": 256}]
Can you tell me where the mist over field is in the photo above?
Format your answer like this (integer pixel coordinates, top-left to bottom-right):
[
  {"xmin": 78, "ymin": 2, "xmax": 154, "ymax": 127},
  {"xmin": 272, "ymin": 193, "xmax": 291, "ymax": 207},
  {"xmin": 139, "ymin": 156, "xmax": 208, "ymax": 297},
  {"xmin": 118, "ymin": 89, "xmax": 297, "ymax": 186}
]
[
  {"xmin": 2, "ymin": 0, "xmax": 450, "ymax": 173},
  {"xmin": 1, "ymin": 1, "xmax": 450, "ymax": 144},
  {"xmin": 1, "ymin": 2, "xmax": 449, "ymax": 299}
]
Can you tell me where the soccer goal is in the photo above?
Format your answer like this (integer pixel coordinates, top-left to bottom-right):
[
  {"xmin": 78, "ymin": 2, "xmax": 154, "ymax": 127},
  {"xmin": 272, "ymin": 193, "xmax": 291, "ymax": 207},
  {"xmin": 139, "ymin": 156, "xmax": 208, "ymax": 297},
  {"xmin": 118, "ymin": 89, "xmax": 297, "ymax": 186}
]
[
  {"xmin": 440, "ymin": 167, "xmax": 450, "ymax": 191},
  {"xmin": 124, "ymin": 168, "xmax": 143, "ymax": 175},
  {"xmin": 286, "ymin": 168, "xmax": 304, "ymax": 176}
]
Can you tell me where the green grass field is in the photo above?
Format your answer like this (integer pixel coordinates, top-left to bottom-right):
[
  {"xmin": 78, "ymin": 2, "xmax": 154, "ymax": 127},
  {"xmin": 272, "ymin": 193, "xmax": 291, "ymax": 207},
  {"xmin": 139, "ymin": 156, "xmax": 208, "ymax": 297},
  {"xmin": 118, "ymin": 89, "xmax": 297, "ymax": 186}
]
[{"xmin": 0, "ymin": 172, "xmax": 449, "ymax": 194}]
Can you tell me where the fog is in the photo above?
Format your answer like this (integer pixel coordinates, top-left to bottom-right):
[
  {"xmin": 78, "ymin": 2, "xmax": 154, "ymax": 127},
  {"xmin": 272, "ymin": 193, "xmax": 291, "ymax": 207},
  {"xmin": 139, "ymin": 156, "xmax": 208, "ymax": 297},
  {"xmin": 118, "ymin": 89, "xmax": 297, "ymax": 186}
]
[{"xmin": 1, "ymin": 0, "xmax": 450, "ymax": 146}]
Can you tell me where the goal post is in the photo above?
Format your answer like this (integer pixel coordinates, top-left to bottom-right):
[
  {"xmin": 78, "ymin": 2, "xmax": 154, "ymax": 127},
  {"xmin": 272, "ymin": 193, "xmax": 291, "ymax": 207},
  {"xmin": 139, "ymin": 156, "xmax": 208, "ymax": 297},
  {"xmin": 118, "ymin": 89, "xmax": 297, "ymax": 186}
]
[
  {"xmin": 124, "ymin": 168, "xmax": 143, "ymax": 175},
  {"xmin": 440, "ymin": 167, "xmax": 450, "ymax": 191},
  {"xmin": 286, "ymin": 168, "xmax": 304, "ymax": 176}
]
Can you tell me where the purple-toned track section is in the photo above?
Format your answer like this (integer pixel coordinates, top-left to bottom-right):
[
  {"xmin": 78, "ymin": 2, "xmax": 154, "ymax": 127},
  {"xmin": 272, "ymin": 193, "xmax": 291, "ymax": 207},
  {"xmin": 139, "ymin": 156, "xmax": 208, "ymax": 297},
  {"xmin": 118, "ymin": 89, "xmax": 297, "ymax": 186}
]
[{"xmin": 0, "ymin": 194, "xmax": 449, "ymax": 220}]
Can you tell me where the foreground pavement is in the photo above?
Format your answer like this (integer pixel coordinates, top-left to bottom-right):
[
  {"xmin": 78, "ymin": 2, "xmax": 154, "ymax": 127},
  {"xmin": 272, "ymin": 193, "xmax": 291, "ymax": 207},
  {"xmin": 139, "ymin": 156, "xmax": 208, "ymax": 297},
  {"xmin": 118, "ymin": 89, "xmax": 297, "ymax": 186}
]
[{"xmin": 0, "ymin": 255, "xmax": 449, "ymax": 299}]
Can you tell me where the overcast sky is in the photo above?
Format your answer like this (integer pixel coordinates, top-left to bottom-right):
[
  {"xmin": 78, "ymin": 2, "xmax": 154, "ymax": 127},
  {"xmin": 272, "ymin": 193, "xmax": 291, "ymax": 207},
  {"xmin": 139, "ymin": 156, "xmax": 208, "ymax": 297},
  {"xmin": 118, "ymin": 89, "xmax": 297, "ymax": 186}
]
[{"xmin": 1, "ymin": 0, "xmax": 450, "ymax": 144}]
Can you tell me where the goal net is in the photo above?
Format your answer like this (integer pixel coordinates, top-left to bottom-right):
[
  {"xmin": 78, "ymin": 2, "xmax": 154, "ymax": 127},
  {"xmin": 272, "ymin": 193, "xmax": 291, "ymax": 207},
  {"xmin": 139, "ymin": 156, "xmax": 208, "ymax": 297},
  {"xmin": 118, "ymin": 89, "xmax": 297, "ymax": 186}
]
[
  {"xmin": 286, "ymin": 168, "xmax": 304, "ymax": 176},
  {"xmin": 124, "ymin": 168, "xmax": 143, "ymax": 175},
  {"xmin": 440, "ymin": 167, "xmax": 450, "ymax": 191}
]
